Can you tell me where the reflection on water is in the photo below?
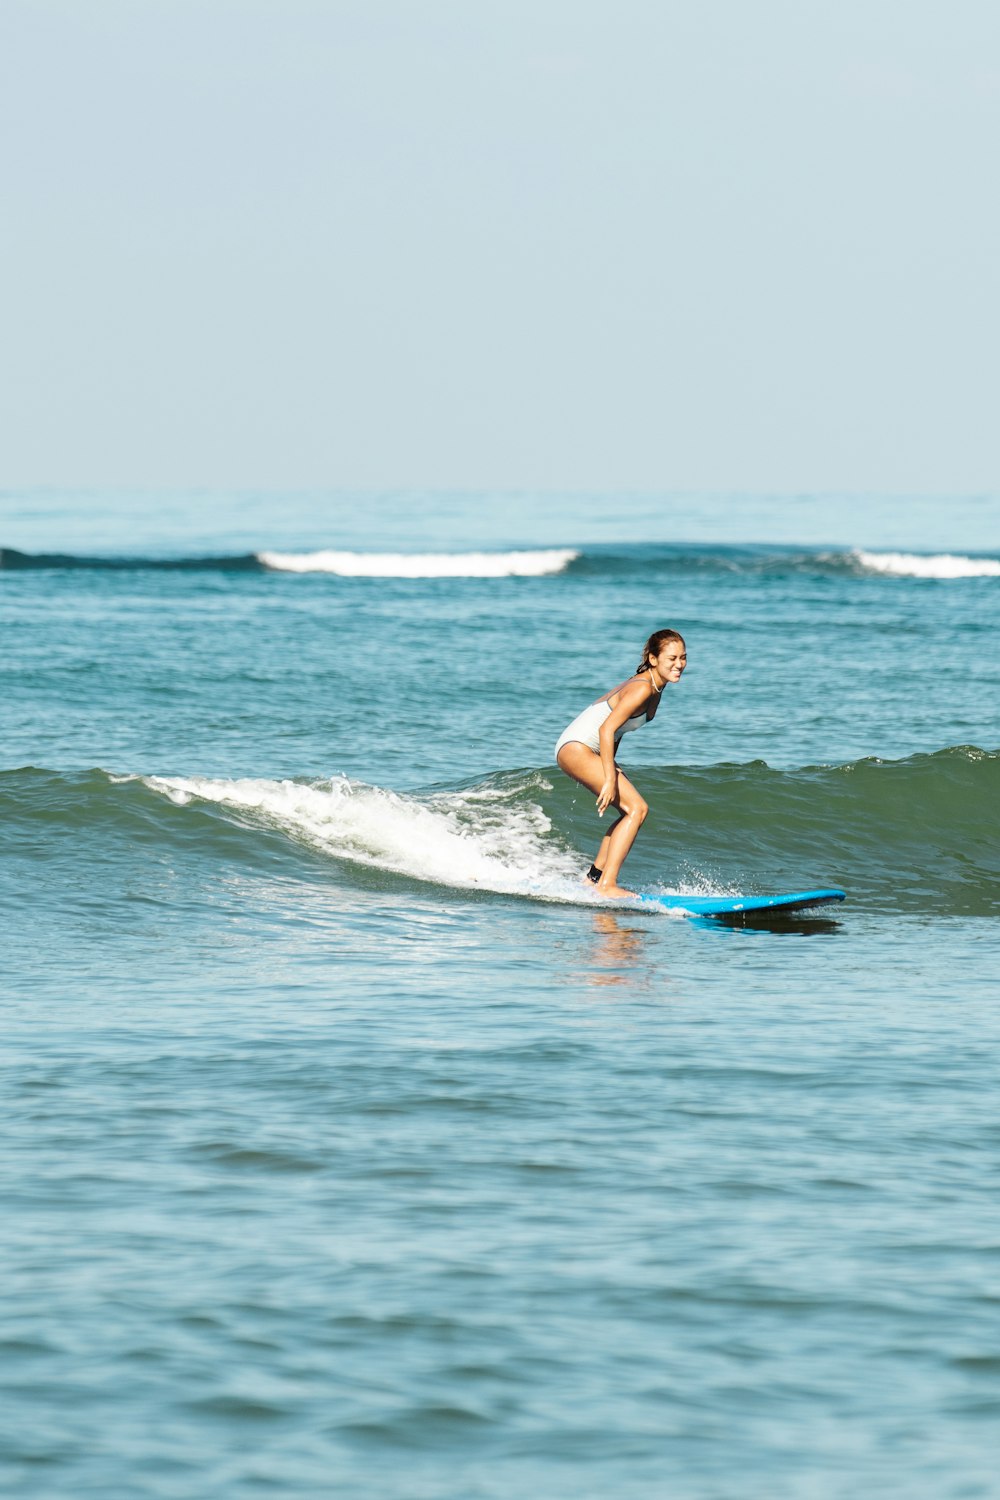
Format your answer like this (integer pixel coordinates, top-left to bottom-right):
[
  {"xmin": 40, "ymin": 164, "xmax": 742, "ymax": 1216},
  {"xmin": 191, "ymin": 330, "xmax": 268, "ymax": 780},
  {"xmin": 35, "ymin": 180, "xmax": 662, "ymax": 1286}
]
[{"xmin": 579, "ymin": 911, "xmax": 657, "ymax": 993}]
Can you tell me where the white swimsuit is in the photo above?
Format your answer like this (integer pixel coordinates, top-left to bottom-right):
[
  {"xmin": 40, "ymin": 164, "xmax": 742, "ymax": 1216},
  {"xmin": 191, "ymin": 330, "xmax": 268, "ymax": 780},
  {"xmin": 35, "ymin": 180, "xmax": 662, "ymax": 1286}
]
[{"xmin": 554, "ymin": 673, "xmax": 660, "ymax": 758}]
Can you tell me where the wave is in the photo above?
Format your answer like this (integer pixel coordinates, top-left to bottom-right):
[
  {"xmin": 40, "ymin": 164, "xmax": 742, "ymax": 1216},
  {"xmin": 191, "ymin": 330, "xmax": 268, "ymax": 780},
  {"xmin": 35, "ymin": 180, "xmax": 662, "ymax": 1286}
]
[
  {"xmin": 4, "ymin": 542, "xmax": 997, "ymax": 579},
  {"xmin": 851, "ymin": 549, "xmax": 1000, "ymax": 579},
  {"xmin": 4, "ymin": 747, "xmax": 998, "ymax": 916},
  {"xmin": 256, "ymin": 548, "xmax": 579, "ymax": 577},
  {"xmin": 0, "ymin": 764, "xmax": 592, "ymax": 906},
  {"xmin": 0, "ymin": 547, "xmax": 264, "ymax": 572},
  {"xmin": 138, "ymin": 770, "xmax": 587, "ymax": 897},
  {"xmin": 0, "ymin": 545, "xmax": 576, "ymax": 578}
]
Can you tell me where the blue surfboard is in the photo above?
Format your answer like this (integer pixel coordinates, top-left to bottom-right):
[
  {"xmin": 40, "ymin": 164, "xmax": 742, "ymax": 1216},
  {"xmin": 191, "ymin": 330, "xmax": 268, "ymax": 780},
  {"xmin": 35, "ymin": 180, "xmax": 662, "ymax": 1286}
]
[{"xmin": 640, "ymin": 887, "xmax": 846, "ymax": 919}]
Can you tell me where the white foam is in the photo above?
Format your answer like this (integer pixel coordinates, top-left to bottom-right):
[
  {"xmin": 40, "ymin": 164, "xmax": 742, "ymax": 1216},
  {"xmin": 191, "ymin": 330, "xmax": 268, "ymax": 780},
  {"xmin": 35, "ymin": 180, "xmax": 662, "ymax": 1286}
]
[
  {"xmin": 142, "ymin": 770, "xmax": 590, "ymax": 900},
  {"xmin": 853, "ymin": 549, "xmax": 1000, "ymax": 579},
  {"xmin": 257, "ymin": 548, "xmax": 579, "ymax": 577},
  {"xmin": 138, "ymin": 770, "xmax": 731, "ymax": 913}
]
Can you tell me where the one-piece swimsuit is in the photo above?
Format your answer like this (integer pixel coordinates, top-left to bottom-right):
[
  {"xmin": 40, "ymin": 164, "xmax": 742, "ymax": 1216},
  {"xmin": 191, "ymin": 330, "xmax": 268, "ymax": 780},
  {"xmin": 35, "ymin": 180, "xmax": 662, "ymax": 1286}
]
[{"xmin": 554, "ymin": 671, "xmax": 660, "ymax": 757}]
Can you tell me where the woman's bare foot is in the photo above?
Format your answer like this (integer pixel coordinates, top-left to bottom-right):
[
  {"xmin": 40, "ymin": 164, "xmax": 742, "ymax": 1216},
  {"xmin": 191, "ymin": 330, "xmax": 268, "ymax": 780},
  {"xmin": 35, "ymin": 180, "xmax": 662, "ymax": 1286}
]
[{"xmin": 595, "ymin": 881, "xmax": 634, "ymax": 899}]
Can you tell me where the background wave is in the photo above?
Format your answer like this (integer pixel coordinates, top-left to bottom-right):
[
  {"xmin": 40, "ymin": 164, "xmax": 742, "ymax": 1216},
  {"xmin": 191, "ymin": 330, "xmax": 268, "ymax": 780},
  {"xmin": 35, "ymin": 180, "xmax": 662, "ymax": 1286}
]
[
  {"xmin": 0, "ymin": 546, "xmax": 264, "ymax": 572},
  {"xmin": 852, "ymin": 549, "xmax": 1000, "ymax": 579},
  {"xmin": 4, "ymin": 543, "xmax": 997, "ymax": 579},
  {"xmin": 0, "ymin": 545, "xmax": 577, "ymax": 577},
  {"xmin": 257, "ymin": 548, "xmax": 579, "ymax": 576},
  {"xmin": 5, "ymin": 746, "xmax": 997, "ymax": 916}
]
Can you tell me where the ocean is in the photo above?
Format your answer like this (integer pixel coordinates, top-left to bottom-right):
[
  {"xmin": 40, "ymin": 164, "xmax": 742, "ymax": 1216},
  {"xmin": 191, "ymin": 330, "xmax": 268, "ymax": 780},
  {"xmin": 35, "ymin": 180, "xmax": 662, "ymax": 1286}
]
[{"xmin": 2, "ymin": 490, "xmax": 999, "ymax": 1498}]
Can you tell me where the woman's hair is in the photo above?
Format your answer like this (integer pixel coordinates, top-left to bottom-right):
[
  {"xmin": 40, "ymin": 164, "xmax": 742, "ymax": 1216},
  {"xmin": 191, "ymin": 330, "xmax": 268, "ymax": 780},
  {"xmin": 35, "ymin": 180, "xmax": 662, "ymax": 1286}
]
[{"xmin": 636, "ymin": 628, "xmax": 685, "ymax": 674}]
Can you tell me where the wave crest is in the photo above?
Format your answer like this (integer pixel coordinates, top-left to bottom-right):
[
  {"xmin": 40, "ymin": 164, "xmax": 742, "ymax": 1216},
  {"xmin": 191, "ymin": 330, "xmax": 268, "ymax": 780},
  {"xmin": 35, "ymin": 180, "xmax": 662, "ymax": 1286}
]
[
  {"xmin": 256, "ymin": 549, "xmax": 579, "ymax": 577},
  {"xmin": 852, "ymin": 549, "xmax": 1000, "ymax": 579},
  {"xmin": 142, "ymin": 771, "xmax": 586, "ymax": 897}
]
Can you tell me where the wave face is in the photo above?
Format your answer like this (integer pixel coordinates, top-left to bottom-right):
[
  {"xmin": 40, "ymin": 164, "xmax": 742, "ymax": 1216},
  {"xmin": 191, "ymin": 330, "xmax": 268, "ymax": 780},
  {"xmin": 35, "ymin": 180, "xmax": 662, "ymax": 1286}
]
[
  {"xmin": 4, "ymin": 542, "xmax": 998, "ymax": 578},
  {"xmin": 4, "ymin": 747, "xmax": 997, "ymax": 917}
]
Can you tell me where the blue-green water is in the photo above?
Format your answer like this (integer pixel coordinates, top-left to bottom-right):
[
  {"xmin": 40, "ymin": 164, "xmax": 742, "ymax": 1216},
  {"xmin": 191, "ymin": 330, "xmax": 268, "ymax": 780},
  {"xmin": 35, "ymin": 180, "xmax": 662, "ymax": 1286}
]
[{"xmin": 3, "ymin": 492, "xmax": 1000, "ymax": 1498}]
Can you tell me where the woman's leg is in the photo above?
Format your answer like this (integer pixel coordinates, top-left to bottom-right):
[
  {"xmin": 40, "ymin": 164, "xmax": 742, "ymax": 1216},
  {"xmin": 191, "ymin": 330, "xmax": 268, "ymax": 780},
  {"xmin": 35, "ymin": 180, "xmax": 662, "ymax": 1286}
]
[
  {"xmin": 556, "ymin": 745, "xmax": 649, "ymax": 896},
  {"xmin": 590, "ymin": 814, "xmax": 626, "ymax": 878}
]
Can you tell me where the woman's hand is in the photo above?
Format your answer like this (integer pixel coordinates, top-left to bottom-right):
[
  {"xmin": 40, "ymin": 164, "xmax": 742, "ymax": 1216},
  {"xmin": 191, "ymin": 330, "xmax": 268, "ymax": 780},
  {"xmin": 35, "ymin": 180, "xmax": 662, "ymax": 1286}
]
[{"xmin": 597, "ymin": 774, "xmax": 618, "ymax": 817}]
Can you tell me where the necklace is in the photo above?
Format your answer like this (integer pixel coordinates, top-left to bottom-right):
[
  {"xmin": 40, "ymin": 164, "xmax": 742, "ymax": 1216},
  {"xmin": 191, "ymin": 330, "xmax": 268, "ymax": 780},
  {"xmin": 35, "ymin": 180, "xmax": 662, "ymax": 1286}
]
[{"xmin": 648, "ymin": 669, "xmax": 663, "ymax": 693}]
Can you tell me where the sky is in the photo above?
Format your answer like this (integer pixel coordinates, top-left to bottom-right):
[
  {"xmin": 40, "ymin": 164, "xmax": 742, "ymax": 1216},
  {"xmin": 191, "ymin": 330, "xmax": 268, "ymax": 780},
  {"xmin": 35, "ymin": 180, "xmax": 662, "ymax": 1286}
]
[{"xmin": 2, "ymin": 0, "xmax": 1000, "ymax": 497}]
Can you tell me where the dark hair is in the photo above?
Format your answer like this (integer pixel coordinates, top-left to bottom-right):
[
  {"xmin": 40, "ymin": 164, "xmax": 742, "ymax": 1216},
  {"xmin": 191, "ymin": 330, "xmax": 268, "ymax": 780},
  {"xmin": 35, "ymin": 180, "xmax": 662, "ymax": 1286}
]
[{"xmin": 635, "ymin": 629, "xmax": 686, "ymax": 674}]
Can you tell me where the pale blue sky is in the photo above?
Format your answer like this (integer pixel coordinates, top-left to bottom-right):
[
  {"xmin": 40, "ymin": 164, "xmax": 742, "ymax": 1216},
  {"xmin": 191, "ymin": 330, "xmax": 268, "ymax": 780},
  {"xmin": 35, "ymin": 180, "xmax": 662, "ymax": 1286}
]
[{"xmin": 2, "ymin": 0, "xmax": 999, "ymax": 495}]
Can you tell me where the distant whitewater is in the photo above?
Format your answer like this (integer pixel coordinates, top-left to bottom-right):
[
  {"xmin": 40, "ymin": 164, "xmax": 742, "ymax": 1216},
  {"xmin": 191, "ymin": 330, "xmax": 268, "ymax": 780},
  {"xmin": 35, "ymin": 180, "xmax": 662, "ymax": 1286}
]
[
  {"xmin": 852, "ymin": 549, "xmax": 1000, "ymax": 579},
  {"xmin": 257, "ymin": 548, "xmax": 580, "ymax": 577}
]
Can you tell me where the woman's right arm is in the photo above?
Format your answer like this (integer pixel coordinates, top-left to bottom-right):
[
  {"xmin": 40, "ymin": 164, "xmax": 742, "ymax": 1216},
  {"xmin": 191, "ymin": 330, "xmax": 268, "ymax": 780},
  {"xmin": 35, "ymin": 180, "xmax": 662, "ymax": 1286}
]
[
  {"xmin": 595, "ymin": 679, "xmax": 651, "ymax": 814},
  {"xmin": 596, "ymin": 724, "xmax": 618, "ymax": 815}
]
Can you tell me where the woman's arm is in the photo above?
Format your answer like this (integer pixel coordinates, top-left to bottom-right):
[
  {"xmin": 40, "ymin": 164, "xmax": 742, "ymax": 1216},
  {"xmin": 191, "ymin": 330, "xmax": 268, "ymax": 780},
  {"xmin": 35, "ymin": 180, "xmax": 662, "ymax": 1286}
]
[{"xmin": 595, "ymin": 679, "xmax": 654, "ymax": 815}]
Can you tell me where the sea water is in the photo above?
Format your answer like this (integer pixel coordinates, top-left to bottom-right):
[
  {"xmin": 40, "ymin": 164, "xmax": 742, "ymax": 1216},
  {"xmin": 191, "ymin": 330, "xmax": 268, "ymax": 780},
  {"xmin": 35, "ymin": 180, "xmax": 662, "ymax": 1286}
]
[{"xmin": 2, "ymin": 491, "xmax": 999, "ymax": 1499}]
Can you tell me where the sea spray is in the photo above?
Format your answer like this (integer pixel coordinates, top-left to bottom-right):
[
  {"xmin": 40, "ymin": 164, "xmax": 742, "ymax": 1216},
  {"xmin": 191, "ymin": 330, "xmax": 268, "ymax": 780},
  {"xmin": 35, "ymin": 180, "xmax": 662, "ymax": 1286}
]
[{"xmin": 142, "ymin": 770, "xmax": 587, "ymax": 899}]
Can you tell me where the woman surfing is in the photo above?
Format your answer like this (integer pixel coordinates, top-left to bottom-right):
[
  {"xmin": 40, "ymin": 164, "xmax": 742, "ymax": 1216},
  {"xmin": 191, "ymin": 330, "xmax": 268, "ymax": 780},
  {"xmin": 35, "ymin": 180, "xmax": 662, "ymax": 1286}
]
[{"xmin": 554, "ymin": 629, "xmax": 687, "ymax": 897}]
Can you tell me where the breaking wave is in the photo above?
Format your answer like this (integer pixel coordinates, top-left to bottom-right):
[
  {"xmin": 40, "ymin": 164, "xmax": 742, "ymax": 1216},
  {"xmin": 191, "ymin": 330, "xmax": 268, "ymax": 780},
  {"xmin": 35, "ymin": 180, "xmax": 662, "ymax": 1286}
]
[
  {"xmin": 3, "ymin": 747, "xmax": 998, "ymax": 917},
  {"xmin": 851, "ymin": 550, "xmax": 1000, "ymax": 579},
  {"xmin": 256, "ymin": 549, "xmax": 579, "ymax": 577},
  {"xmin": 4, "ymin": 543, "xmax": 997, "ymax": 580}
]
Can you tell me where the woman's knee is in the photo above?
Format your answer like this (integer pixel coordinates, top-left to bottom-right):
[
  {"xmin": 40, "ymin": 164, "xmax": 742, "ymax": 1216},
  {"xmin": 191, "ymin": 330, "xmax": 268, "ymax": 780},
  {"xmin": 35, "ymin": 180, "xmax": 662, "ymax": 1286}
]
[{"xmin": 624, "ymin": 795, "xmax": 648, "ymax": 823}]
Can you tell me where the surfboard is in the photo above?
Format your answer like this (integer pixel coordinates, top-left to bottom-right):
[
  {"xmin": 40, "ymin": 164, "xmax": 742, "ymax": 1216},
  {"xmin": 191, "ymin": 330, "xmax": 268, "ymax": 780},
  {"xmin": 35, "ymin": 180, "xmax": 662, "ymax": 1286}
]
[{"xmin": 639, "ymin": 887, "xmax": 846, "ymax": 920}]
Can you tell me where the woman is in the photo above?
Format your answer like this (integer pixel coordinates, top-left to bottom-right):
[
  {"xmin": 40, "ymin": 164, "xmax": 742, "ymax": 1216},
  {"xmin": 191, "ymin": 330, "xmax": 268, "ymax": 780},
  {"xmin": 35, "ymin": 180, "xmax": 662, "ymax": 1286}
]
[{"xmin": 554, "ymin": 629, "xmax": 687, "ymax": 897}]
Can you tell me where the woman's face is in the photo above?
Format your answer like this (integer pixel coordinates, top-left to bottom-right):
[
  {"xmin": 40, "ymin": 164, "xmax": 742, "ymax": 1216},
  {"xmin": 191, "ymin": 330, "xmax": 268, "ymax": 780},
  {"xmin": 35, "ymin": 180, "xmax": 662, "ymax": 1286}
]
[{"xmin": 652, "ymin": 640, "xmax": 686, "ymax": 682}]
